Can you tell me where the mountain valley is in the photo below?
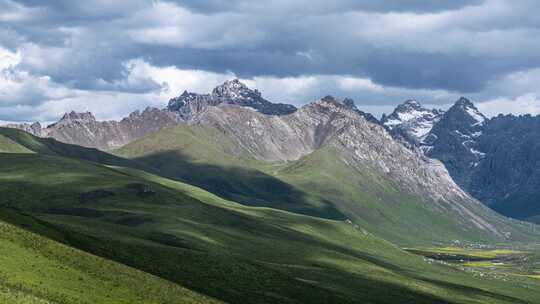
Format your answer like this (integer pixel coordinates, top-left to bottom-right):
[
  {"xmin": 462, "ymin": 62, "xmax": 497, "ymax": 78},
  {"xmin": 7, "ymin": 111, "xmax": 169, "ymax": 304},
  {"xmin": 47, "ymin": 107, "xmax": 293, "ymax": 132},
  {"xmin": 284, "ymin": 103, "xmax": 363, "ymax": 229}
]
[{"xmin": 3, "ymin": 80, "xmax": 540, "ymax": 303}]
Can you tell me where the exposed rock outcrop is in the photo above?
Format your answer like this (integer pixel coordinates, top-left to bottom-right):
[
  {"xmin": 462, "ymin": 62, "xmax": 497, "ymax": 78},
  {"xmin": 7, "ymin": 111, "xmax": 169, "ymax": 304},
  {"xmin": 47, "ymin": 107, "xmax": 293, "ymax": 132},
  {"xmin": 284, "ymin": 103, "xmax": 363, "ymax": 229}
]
[{"xmin": 168, "ymin": 79, "xmax": 297, "ymax": 119}]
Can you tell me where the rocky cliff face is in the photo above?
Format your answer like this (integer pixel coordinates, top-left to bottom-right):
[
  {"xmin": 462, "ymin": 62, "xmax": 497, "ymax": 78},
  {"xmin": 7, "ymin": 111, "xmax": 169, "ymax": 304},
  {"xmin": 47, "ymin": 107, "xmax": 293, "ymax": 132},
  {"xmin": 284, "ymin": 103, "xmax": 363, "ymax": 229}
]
[
  {"xmin": 30, "ymin": 108, "xmax": 182, "ymax": 150},
  {"xmin": 471, "ymin": 114, "xmax": 540, "ymax": 220},
  {"xmin": 423, "ymin": 98, "xmax": 486, "ymax": 187}
]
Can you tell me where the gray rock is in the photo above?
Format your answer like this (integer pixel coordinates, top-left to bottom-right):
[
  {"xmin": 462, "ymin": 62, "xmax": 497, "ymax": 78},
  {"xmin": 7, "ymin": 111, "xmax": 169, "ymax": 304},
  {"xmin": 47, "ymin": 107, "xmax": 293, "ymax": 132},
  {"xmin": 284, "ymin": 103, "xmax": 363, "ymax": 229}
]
[
  {"xmin": 40, "ymin": 107, "xmax": 182, "ymax": 150},
  {"xmin": 168, "ymin": 79, "xmax": 297, "ymax": 118},
  {"xmin": 383, "ymin": 97, "xmax": 540, "ymax": 223},
  {"xmin": 381, "ymin": 99, "xmax": 444, "ymax": 146},
  {"xmin": 424, "ymin": 98, "xmax": 486, "ymax": 187},
  {"xmin": 471, "ymin": 114, "xmax": 540, "ymax": 220},
  {"xmin": 187, "ymin": 95, "xmax": 503, "ymax": 236},
  {"xmin": 5, "ymin": 121, "xmax": 42, "ymax": 137}
]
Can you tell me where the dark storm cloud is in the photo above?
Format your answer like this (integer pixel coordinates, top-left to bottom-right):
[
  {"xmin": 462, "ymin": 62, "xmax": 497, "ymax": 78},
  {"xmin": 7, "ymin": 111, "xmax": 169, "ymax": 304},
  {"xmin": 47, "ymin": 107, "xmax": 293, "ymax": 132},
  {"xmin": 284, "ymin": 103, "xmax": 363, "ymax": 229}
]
[
  {"xmin": 1, "ymin": 0, "xmax": 540, "ymax": 119},
  {"xmin": 169, "ymin": 0, "xmax": 484, "ymax": 14}
]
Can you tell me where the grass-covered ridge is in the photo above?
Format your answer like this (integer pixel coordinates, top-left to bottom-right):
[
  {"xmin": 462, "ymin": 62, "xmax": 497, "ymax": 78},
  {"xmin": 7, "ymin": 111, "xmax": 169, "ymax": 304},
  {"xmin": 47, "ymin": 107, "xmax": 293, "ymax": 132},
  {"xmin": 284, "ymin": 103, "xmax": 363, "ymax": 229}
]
[
  {"xmin": 0, "ymin": 127, "xmax": 152, "ymax": 171},
  {"xmin": 0, "ymin": 133, "xmax": 34, "ymax": 153}
]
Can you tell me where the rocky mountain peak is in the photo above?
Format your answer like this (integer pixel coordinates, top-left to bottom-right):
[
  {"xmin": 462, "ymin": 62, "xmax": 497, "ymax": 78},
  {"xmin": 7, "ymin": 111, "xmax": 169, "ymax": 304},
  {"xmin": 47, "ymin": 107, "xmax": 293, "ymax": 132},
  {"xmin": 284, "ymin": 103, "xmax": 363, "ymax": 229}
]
[
  {"xmin": 48, "ymin": 111, "xmax": 97, "ymax": 128},
  {"xmin": 318, "ymin": 95, "xmax": 340, "ymax": 104},
  {"xmin": 60, "ymin": 111, "xmax": 96, "ymax": 123},
  {"xmin": 313, "ymin": 96, "xmax": 379, "ymax": 124},
  {"xmin": 395, "ymin": 99, "xmax": 423, "ymax": 111},
  {"xmin": 313, "ymin": 96, "xmax": 361, "ymax": 114},
  {"xmin": 455, "ymin": 97, "xmax": 475, "ymax": 107},
  {"xmin": 447, "ymin": 97, "xmax": 486, "ymax": 126},
  {"xmin": 167, "ymin": 79, "xmax": 297, "ymax": 118},
  {"xmin": 383, "ymin": 100, "xmax": 443, "ymax": 126},
  {"xmin": 212, "ymin": 79, "xmax": 261, "ymax": 100},
  {"xmin": 421, "ymin": 98, "xmax": 488, "ymax": 187},
  {"xmin": 381, "ymin": 99, "xmax": 444, "ymax": 144},
  {"xmin": 316, "ymin": 96, "xmax": 357, "ymax": 109},
  {"xmin": 180, "ymin": 90, "xmax": 195, "ymax": 98},
  {"xmin": 342, "ymin": 97, "xmax": 356, "ymax": 108},
  {"xmin": 30, "ymin": 121, "xmax": 41, "ymax": 129}
]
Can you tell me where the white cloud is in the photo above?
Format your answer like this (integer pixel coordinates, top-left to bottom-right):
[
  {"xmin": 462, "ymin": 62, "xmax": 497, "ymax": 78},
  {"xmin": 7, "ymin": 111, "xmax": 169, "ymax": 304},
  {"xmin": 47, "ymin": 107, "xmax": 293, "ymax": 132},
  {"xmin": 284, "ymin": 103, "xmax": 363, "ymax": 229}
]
[
  {"xmin": 17, "ymin": 43, "xmax": 68, "ymax": 75},
  {"xmin": 127, "ymin": 2, "xmax": 266, "ymax": 50},
  {"xmin": 0, "ymin": 58, "xmax": 237, "ymax": 122},
  {"xmin": 477, "ymin": 94, "xmax": 540, "ymax": 117},
  {"xmin": 125, "ymin": 58, "xmax": 236, "ymax": 98},
  {"xmin": 0, "ymin": 46, "xmax": 20, "ymax": 69},
  {"xmin": 0, "ymin": 0, "xmax": 39, "ymax": 22},
  {"xmin": 336, "ymin": 77, "xmax": 384, "ymax": 92},
  {"xmin": 242, "ymin": 76, "xmax": 320, "ymax": 104},
  {"xmin": 0, "ymin": 47, "xmax": 73, "ymax": 107}
]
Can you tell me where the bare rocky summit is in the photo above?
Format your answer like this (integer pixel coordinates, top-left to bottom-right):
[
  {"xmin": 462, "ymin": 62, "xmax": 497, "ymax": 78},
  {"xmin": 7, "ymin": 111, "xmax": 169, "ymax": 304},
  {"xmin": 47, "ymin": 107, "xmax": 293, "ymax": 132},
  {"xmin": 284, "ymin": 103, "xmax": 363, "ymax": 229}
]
[{"xmin": 168, "ymin": 79, "xmax": 297, "ymax": 119}]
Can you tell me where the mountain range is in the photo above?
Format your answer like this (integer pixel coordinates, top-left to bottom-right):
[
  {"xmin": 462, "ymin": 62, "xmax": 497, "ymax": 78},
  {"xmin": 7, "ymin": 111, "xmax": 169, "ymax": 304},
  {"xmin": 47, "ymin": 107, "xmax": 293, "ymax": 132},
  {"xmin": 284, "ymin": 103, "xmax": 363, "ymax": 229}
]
[
  {"xmin": 7, "ymin": 79, "xmax": 540, "ymax": 225},
  {"xmin": 382, "ymin": 97, "xmax": 540, "ymax": 224},
  {"xmin": 3, "ymin": 79, "xmax": 540, "ymax": 303}
]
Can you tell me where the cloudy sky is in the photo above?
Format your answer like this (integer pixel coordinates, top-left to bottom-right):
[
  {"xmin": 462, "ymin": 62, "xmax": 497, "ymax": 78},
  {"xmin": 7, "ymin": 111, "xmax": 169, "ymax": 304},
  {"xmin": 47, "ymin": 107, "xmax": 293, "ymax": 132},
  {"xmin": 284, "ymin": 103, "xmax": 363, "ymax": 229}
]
[{"xmin": 1, "ymin": 0, "xmax": 540, "ymax": 122}]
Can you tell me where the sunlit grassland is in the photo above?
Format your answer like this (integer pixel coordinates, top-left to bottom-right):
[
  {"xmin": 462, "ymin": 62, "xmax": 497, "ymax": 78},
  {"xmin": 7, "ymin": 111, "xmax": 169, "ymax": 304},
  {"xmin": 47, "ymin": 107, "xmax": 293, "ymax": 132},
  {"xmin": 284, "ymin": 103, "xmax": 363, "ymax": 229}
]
[{"xmin": 0, "ymin": 219, "xmax": 220, "ymax": 304}]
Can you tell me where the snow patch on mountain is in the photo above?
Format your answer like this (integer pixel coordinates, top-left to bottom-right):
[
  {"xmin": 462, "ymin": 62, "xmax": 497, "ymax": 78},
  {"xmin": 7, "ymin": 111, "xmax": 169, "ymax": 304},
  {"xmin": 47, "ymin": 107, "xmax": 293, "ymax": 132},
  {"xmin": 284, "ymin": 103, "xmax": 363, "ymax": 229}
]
[{"xmin": 381, "ymin": 99, "xmax": 444, "ymax": 144}]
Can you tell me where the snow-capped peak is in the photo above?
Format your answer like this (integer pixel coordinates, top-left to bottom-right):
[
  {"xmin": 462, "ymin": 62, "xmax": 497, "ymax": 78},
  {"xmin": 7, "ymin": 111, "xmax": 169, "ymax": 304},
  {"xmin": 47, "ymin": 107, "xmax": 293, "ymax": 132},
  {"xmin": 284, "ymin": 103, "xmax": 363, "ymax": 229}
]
[{"xmin": 381, "ymin": 100, "xmax": 444, "ymax": 142}]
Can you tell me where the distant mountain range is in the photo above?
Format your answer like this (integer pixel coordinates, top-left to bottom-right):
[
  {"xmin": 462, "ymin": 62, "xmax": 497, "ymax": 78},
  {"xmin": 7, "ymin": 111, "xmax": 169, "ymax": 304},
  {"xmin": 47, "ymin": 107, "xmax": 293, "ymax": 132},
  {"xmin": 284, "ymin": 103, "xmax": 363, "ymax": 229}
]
[
  {"xmin": 382, "ymin": 97, "xmax": 540, "ymax": 224},
  {"xmin": 4, "ymin": 79, "xmax": 540, "ymax": 224}
]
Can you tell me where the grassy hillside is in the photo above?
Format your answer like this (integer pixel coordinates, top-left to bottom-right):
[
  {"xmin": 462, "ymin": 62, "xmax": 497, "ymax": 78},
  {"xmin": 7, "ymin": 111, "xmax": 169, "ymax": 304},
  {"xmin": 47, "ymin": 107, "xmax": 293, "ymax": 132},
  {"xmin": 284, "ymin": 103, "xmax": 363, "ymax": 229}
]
[
  {"xmin": 0, "ymin": 127, "xmax": 151, "ymax": 171},
  {"xmin": 115, "ymin": 125, "xmax": 539, "ymax": 245},
  {"xmin": 0, "ymin": 133, "xmax": 34, "ymax": 153},
  {"xmin": 272, "ymin": 145, "xmax": 540, "ymax": 245},
  {"xmin": 115, "ymin": 126, "xmax": 345, "ymax": 219},
  {"xmin": 0, "ymin": 216, "xmax": 218, "ymax": 304},
  {"xmin": 1, "ymin": 152, "xmax": 540, "ymax": 303}
]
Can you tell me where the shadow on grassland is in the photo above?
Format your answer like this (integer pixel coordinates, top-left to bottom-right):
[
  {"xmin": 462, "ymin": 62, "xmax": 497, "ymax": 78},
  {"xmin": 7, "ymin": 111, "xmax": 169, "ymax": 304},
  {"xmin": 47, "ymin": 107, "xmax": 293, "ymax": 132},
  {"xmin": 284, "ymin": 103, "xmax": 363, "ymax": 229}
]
[{"xmin": 134, "ymin": 150, "xmax": 346, "ymax": 220}]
